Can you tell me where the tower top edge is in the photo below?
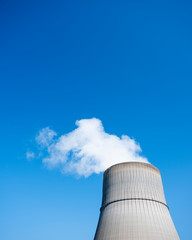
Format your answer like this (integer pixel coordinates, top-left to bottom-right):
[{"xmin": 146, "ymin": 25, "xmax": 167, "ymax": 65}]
[{"xmin": 104, "ymin": 162, "xmax": 160, "ymax": 175}]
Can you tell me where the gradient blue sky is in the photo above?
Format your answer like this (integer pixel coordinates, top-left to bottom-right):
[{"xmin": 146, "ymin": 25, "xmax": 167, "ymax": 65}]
[{"xmin": 0, "ymin": 0, "xmax": 192, "ymax": 239}]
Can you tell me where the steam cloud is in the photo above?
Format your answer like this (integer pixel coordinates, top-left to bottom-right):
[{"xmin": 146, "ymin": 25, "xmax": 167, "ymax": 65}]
[{"xmin": 34, "ymin": 118, "xmax": 148, "ymax": 177}]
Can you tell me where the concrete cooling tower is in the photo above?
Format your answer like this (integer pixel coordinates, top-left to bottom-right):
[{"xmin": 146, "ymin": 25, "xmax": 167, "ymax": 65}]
[{"xmin": 94, "ymin": 162, "xmax": 180, "ymax": 240}]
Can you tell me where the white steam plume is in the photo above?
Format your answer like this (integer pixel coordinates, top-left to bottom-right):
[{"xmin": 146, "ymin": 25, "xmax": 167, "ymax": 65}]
[{"xmin": 35, "ymin": 118, "xmax": 148, "ymax": 177}]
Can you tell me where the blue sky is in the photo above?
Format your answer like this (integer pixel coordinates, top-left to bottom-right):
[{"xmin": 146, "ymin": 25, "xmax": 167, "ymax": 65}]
[{"xmin": 0, "ymin": 0, "xmax": 192, "ymax": 239}]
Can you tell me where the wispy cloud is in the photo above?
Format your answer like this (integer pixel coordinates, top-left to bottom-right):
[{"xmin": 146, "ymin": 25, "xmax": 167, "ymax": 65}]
[
  {"xmin": 31, "ymin": 118, "xmax": 148, "ymax": 177},
  {"xmin": 35, "ymin": 127, "xmax": 57, "ymax": 148},
  {"xmin": 26, "ymin": 151, "xmax": 35, "ymax": 160}
]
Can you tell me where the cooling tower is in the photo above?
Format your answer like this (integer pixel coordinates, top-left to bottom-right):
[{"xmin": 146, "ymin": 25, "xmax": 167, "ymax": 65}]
[{"xmin": 94, "ymin": 162, "xmax": 180, "ymax": 240}]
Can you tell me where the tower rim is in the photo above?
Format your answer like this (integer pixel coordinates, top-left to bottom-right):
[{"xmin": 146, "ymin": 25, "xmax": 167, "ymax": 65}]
[{"xmin": 104, "ymin": 161, "xmax": 160, "ymax": 175}]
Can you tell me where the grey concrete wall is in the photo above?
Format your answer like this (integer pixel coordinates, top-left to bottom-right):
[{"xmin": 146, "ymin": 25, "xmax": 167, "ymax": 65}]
[{"xmin": 94, "ymin": 162, "xmax": 180, "ymax": 240}]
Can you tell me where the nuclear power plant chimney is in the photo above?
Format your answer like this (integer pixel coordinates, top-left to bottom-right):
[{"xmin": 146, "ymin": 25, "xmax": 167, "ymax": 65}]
[{"xmin": 94, "ymin": 162, "xmax": 180, "ymax": 240}]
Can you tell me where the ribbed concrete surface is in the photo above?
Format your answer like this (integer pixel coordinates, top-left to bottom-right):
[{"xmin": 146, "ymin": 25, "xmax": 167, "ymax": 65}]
[{"xmin": 94, "ymin": 162, "xmax": 180, "ymax": 240}]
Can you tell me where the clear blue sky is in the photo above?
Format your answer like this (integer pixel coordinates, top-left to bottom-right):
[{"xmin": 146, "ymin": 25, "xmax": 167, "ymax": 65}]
[{"xmin": 0, "ymin": 0, "xmax": 192, "ymax": 239}]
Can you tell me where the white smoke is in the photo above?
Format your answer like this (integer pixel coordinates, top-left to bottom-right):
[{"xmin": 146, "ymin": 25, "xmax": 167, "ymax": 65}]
[{"xmin": 35, "ymin": 118, "xmax": 148, "ymax": 177}]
